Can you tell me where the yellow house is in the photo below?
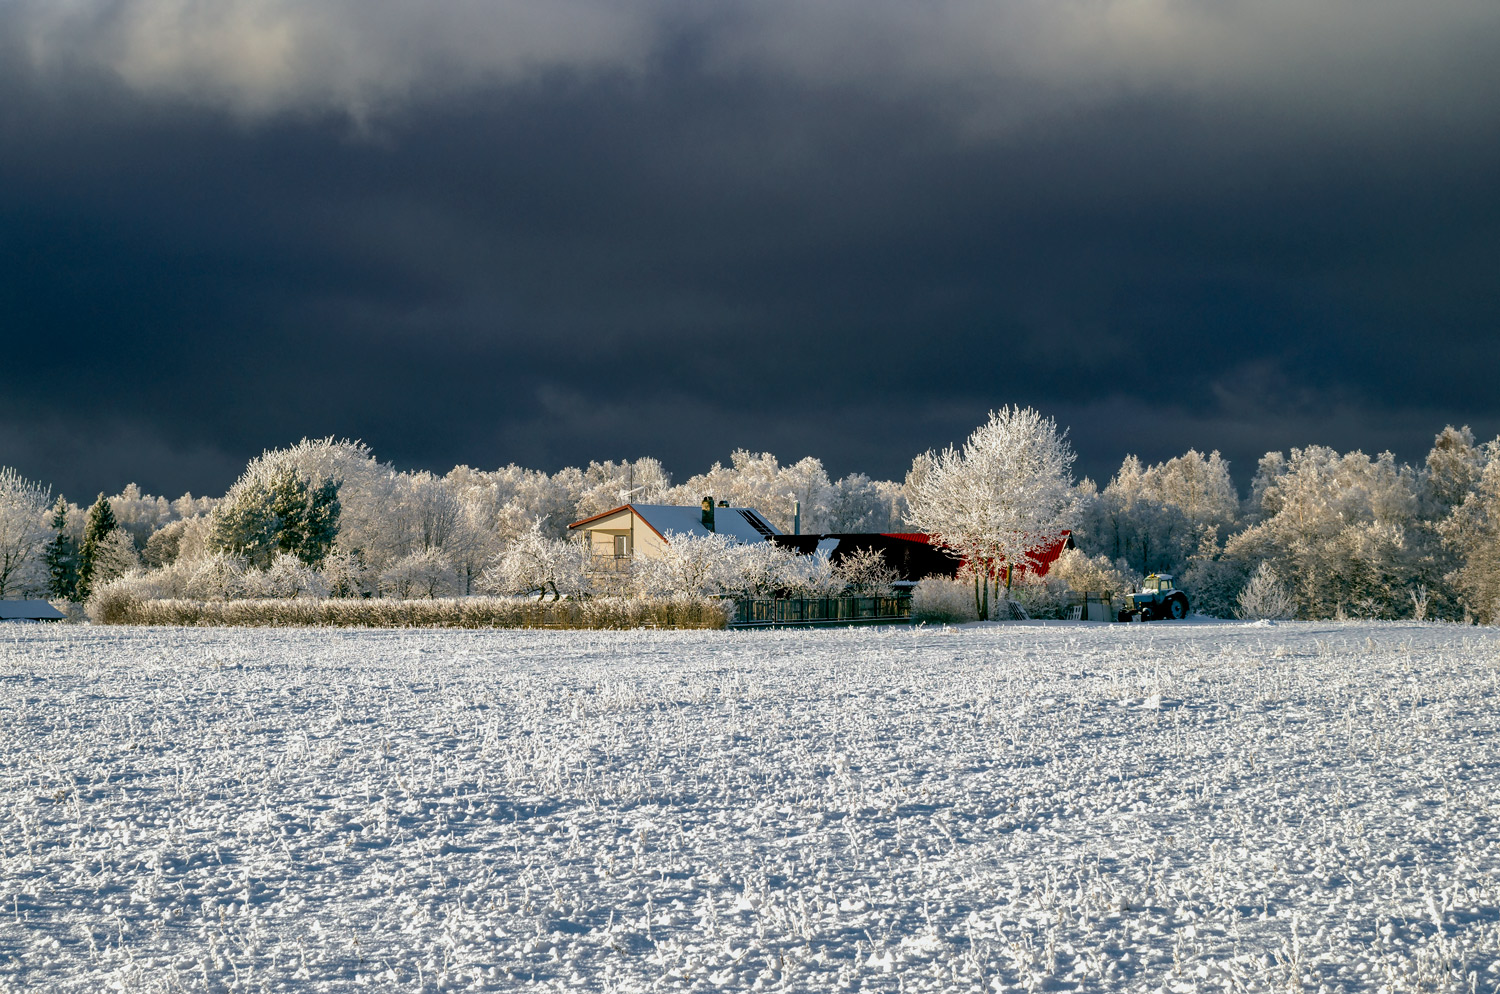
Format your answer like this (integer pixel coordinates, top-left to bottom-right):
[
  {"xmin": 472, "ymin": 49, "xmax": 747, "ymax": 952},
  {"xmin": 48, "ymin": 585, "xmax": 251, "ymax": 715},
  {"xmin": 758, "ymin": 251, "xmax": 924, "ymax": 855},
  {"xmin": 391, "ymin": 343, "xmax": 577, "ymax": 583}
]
[{"xmin": 568, "ymin": 497, "xmax": 779, "ymax": 565}]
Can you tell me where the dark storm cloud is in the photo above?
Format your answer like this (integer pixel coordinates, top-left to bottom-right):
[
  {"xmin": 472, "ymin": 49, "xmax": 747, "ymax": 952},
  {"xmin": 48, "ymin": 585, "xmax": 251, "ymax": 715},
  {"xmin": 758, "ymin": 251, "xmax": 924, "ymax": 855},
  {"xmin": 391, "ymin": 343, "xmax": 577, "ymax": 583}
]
[{"xmin": 2, "ymin": 0, "xmax": 1499, "ymax": 499}]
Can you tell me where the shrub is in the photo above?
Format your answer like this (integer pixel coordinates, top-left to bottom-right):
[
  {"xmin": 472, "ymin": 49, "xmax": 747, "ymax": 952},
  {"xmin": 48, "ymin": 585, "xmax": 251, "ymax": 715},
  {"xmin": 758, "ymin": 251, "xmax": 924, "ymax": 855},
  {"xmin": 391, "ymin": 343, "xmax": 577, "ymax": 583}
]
[
  {"xmin": 84, "ymin": 588, "xmax": 732, "ymax": 630},
  {"xmin": 911, "ymin": 577, "xmax": 980, "ymax": 624},
  {"xmin": 1236, "ymin": 562, "xmax": 1297, "ymax": 620},
  {"xmin": 255, "ymin": 553, "xmax": 331, "ymax": 599},
  {"xmin": 186, "ymin": 553, "xmax": 251, "ymax": 599}
]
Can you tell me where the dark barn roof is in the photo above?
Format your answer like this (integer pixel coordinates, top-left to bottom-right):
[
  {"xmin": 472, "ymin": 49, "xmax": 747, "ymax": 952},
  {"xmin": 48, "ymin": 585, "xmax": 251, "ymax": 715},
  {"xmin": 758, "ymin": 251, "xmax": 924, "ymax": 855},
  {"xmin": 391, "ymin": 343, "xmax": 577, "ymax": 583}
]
[
  {"xmin": 770, "ymin": 531, "xmax": 1076, "ymax": 583},
  {"xmin": 769, "ymin": 533, "xmax": 962, "ymax": 582}
]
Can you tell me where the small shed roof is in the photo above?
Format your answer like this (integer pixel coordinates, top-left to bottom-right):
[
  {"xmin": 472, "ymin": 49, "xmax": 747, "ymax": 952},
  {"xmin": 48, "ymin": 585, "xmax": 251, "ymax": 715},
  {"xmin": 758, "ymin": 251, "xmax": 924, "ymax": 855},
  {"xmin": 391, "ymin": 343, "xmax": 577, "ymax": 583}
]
[
  {"xmin": 569, "ymin": 503, "xmax": 780, "ymax": 545},
  {"xmin": 0, "ymin": 600, "xmax": 68, "ymax": 621}
]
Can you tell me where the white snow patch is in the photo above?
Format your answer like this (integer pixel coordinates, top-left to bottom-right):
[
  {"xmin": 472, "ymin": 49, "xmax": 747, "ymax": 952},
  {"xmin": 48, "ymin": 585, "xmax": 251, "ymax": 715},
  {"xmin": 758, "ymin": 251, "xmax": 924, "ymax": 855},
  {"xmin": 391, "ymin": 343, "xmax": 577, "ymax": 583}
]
[{"xmin": 0, "ymin": 621, "xmax": 1495, "ymax": 991}]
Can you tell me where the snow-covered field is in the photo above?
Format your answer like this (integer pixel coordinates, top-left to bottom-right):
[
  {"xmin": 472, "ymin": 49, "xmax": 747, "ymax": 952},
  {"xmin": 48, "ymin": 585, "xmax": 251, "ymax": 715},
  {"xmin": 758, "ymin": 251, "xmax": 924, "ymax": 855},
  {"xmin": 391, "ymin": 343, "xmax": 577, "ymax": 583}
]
[{"xmin": 1, "ymin": 621, "xmax": 1497, "ymax": 993}]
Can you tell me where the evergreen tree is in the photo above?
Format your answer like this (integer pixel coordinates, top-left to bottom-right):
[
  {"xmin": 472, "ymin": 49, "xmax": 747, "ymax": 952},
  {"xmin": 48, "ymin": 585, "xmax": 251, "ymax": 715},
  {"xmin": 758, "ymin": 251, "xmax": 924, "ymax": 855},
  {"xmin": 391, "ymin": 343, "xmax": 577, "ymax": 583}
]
[
  {"xmin": 300, "ymin": 476, "xmax": 341, "ymax": 566},
  {"xmin": 76, "ymin": 493, "xmax": 118, "ymax": 600},
  {"xmin": 43, "ymin": 497, "xmax": 78, "ymax": 600},
  {"xmin": 209, "ymin": 468, "xmax": 340, "ymax": 568},
  {"xmin": 209, "ymin": 478, "xmax": 280, "ymax": 567}
]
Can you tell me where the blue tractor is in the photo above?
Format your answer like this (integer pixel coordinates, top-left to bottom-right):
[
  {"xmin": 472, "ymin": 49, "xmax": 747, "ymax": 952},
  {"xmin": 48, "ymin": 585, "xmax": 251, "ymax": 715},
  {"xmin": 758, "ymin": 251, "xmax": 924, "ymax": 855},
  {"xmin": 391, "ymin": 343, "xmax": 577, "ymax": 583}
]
[{"xmin": 1118, "ymin": 573, "xmax": 1190, "ymax": 622}]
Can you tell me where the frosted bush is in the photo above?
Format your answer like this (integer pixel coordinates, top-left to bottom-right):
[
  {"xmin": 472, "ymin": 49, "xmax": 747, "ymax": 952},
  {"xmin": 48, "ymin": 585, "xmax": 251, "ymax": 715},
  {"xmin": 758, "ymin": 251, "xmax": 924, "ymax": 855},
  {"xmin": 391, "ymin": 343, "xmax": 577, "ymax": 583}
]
[
  {"xmin": 1409, "ymin": 583, "xmax": 1431, "ymax": 620},
  {"xmin": 185, "ymin": 552, "xmax": 250, "ymax": 600},
  {"xmin": 107, "ymin": 557, "xmax": 199, "ymax": 599},
  {"xmin": 88, "ymin": 569, "xmax": 170, "ymax": 607},
  {"xmin": 1236, "ymin": 561, "xmax": 1297, "ymax": 620},
  {"xmin": 911, "ymin": 577, "xmax": 979, "ymax": 623},
  {"xmin": 319, "ymin": 550, "xmax": 371, "ymax": 597},
  {"xmin": 83, "ymin": 576, "xmax": 139, "ymax": 624},
  {"xmin": 261, "ymin": 553, "xmax": 330, "ymax": 598}
]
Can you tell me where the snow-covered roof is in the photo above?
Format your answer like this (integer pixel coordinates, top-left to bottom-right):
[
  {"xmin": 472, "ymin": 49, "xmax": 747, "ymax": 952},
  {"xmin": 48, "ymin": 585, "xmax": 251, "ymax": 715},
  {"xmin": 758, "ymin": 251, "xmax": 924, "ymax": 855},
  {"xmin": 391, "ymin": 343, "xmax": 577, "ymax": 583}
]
[
  {"xmin": 0, "ymin": 600, "xmax": 67, "ymax": 621},
  {"xmin": 570, "ymin": 503, "xmax": 779, "ymax": 545}
]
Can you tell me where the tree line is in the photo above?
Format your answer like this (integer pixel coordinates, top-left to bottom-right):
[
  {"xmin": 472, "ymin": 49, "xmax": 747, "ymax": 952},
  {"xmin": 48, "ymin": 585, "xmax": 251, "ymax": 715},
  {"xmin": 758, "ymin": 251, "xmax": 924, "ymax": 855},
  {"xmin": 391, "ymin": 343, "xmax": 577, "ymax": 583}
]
[{"xmin": 3, "ymin": 418, "xmax": 1500, "ymax": 621}]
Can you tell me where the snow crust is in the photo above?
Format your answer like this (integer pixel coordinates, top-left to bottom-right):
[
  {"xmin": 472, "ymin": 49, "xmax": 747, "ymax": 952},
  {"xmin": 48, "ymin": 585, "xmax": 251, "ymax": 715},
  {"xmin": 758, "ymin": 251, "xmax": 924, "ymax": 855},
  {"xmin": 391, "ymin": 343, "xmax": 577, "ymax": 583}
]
[{"xmin": 0, "ymin": 621, "xmax": 1497, "ymax": 991}]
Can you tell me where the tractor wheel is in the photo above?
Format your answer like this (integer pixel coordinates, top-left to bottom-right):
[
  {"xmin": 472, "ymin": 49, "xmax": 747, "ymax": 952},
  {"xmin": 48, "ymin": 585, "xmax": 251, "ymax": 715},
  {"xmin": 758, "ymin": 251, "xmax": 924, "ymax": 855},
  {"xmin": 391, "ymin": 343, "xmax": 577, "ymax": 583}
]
[
  {"xmin": 1139, "ymin": 605, "xmax": 1155, "ymax": 621},
  {"xmin": 1167, "ymin": 595, "xmax": 1188, "ymax": 620},
  {"xmin": 1117, "ymin": 609, "xmax": 1132, "ymax": 623}
]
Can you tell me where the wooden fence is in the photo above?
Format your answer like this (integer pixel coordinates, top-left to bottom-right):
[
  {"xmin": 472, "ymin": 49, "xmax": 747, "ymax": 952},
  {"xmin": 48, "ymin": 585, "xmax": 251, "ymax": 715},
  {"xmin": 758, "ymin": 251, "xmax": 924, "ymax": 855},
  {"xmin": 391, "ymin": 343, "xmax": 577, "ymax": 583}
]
[{"xmin": 729, "ymin": 594, "xmax": 912, "ymax": 628}]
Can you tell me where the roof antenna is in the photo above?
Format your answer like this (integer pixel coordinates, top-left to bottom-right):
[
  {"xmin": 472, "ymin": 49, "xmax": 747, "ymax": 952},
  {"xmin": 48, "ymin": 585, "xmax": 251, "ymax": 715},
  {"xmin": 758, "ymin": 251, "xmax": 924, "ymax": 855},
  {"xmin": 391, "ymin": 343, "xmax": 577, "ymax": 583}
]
[{"xmin": 618, "ymin": 462, "xmax": 642, "ymax": 505}]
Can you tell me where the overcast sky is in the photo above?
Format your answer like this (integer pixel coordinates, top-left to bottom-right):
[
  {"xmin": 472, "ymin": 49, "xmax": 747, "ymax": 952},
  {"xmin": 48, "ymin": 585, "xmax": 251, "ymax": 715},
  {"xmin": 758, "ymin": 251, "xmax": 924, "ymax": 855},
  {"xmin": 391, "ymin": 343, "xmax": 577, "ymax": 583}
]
[{"xmin": 2, "ymin": 0, "xmax": 1498, "ymax": 500}]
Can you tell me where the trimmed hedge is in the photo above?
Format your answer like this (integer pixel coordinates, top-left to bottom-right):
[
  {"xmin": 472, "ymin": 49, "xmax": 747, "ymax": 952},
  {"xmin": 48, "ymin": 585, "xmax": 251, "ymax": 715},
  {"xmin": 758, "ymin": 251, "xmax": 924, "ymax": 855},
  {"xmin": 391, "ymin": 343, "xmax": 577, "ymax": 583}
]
[{"xmin": 87, "ymin": 591, "xmax": 732, "ymax": 630}]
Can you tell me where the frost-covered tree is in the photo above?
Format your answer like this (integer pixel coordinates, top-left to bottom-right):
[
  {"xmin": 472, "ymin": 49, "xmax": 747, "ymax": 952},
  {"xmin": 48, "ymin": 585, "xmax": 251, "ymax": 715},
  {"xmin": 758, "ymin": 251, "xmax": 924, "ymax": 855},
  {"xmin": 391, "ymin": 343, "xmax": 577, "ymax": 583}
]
[
  {"xmin": 207, "ymin": 484, "xmax": 277, "ymax": 567},
  {"xmin": 394, "ymin": 472, "xmax": 463, "ymax": 555},
  {"xmin": 106, "ymin": 484, "xmax": 176, "ymax": 553},
  {"xmin": 451, "ymin": 463, "xmax": 582, "ymax": 543},
  {"xmin": 146, "ymin": 515, "xmax": 214, "ymax": 568},
  {"xmin": 1236, "ymin": 562, "xmax": 1297, "ymax": 620},
  {"xmin": 0, "ymin": 467, "xmax": 51, "ymax": 598},
  {"xmin": 833, "ymin": 547, "xmax": 898, "ymax": 596},
  {"xmin": 1227, "ymin": 445, "xmax": 1439, "ymax": 619},
  {"xmin": 483, "ymin": 523, "xmax": 587, "ymax": 600},
  {"xmin": 228, "ymin": 438, "xmax": 391, "ymax": 565},
  {"xmin": 728, "ymin": 541, "xmax": 800, "ymax": 596},
  {"xmin": 630, "ymin": 531, "xmax": 744, "ymax": 597},
  {"xmin": 1423, "ymin": 425, "xmax": 1484, "ymax": 514},
  {"xmin": 782, "ymin": 549, "xmax": 844, "ymax": 597},
  {"xmin": 449, "ymin": 487, "xmax": 502, "ymax": 595},
  {"xmin": 1049, "ymin": 547, "xmax": 1139, "ymax": 600},
  {"xmin": 573, "ymin": 458, "xmax": 673, "ymax": 519},
  {"xmin": 1437, "ymin": 446, "xmax": 1500, "ymax": 623},
  {"xmin": 89, "ymin": 529, "xmax": 141, "ymax": 590},
  {"xmin": 1074, "ymin": 449, "xmax": 1237, "ymax": 581},
  {"xmin": 825, "ymin": 474, "xmax": 907, "ymax": 532},
  {"xmin": 660, "ymin": 451, "xmax": 835, "ymax": 533},
  {"xmin": 904, "ymin": 407, "xmax": 1076, "ymax": 620},
  {"xmin": 380, "ymin": 549, "xmax": 459, "ymax": 599},
  {"xmin": 1147, "ymin": 450, "xmax": 1240, "ymax": 533}
]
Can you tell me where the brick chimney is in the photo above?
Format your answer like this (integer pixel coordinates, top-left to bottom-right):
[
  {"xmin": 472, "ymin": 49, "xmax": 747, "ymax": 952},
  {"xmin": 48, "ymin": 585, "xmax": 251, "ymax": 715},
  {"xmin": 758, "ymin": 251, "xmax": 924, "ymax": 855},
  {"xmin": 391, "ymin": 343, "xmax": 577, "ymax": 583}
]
[{"xmin": 701, "ymin": 496, "xmax": 715, "ymax": 531}]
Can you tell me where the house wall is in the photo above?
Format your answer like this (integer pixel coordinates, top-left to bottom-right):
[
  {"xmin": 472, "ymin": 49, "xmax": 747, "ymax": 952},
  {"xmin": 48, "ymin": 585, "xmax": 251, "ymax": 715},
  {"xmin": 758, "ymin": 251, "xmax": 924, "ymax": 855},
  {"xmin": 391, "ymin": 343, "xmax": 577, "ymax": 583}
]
[{"xmin": 573, "ymin": 509, "xmax": 673, "ymax": 562}]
